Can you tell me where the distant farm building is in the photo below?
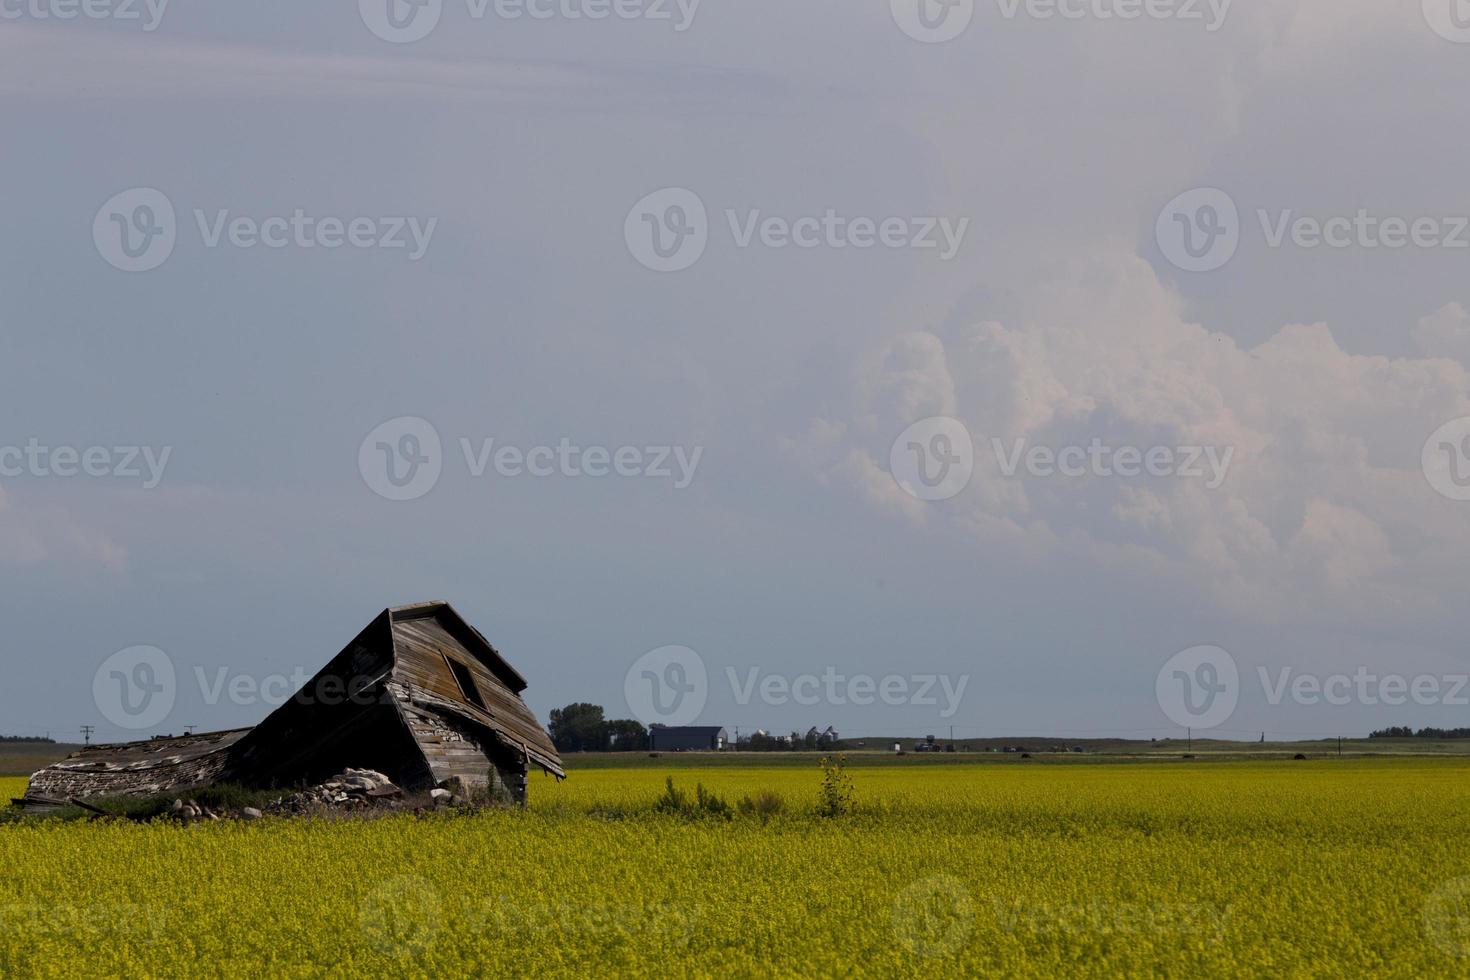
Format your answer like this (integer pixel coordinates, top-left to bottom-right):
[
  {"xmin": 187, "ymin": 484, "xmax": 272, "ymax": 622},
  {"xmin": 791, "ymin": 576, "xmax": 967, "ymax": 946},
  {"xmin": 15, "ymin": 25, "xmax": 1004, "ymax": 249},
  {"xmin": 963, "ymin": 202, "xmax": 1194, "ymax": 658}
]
[
  {"xmin": 22, "ymin": 601, "xmax": 563, "ymax": 811},
  {"xmin": 649, "ymin": 726, "xmax": 727, "ymax": 752},
  {"xmin": 807, "ymin": 725, "xmax": 840, "ymax": 745}
]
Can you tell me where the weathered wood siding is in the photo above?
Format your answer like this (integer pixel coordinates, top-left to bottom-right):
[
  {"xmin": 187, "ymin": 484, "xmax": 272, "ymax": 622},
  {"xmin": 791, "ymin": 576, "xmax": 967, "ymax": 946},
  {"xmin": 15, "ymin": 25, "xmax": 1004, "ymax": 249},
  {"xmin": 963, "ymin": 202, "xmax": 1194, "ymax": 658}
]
[
  {"xmin": 393, "ymin": 688, "xmax": 521, "ymax": 803},
  {"xmin": 389, "ymin": 613, "xmax": 563, "ymax": 777}
]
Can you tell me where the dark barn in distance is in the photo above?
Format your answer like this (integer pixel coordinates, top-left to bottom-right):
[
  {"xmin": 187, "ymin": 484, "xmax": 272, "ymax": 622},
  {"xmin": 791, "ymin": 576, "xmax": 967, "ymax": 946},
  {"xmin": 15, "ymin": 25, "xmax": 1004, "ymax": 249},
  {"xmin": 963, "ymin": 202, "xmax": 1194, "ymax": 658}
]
[
  {"xmin": 22, "ymin": 602, "xmax": 564, "ymax": 810},
  {"xmin": 650, "ymin": 726, "xmax": 728, "ymax": 752}
]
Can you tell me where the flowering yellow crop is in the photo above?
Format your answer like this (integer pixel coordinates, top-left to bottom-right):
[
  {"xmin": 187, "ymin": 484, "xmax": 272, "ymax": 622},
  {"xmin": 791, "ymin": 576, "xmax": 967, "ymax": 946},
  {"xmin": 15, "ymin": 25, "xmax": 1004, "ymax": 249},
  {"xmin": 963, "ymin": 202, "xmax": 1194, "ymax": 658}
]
[{"xmin": 4, "ymin": 759, "xmax": 1470, "ymax": 977}]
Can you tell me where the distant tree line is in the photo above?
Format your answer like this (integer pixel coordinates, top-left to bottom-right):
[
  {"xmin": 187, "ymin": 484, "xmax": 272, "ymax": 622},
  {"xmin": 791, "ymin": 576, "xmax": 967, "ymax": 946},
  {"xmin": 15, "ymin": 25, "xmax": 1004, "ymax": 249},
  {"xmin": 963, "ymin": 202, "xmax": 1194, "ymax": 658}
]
[
  {"xmin": 547, "ymin": 703, "xmax": 649, "ymax": 752},
  {"xmin": 547, "ymin": 702, "xmax": 842, "ymax": 753},
  {"xmin": 0, "ymin": 736, "xmax": 55, "ymax": 743},
  {"xmin": 1369, "ymin": 726, "xmax": 1470, "ymax": 739},
  {"xmin": 739, "ymin": 731, "xmax": 836, "ymax": 751}
]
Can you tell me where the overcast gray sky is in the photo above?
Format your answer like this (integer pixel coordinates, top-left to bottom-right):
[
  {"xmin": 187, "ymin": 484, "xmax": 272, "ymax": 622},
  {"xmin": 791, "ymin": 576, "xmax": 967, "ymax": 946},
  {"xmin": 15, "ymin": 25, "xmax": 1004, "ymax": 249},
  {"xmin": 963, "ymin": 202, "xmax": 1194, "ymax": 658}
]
[{"xmin": 3, "ymin": 0, "xmax": 1470, "ymax": 745}]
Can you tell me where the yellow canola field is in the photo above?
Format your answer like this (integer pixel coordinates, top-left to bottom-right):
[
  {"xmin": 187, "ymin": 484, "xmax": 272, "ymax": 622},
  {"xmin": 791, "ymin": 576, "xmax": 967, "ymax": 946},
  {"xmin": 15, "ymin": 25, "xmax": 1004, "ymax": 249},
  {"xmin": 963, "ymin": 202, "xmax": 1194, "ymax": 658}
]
[{"xmin": 3, "ymin": 760, "xmax": 1470, "ymax": 978}]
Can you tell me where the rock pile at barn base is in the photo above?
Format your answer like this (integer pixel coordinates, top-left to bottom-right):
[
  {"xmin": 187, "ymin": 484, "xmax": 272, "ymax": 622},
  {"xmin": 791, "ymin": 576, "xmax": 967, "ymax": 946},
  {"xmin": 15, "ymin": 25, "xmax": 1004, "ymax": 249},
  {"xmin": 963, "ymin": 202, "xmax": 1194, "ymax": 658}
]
[
  {"xmin": 162, "ymin": 769, "xmax": 470, "ymax": 822},
  {"xmin": 263, "ymin": 769, "xmax": 407, "ymax": 816}
]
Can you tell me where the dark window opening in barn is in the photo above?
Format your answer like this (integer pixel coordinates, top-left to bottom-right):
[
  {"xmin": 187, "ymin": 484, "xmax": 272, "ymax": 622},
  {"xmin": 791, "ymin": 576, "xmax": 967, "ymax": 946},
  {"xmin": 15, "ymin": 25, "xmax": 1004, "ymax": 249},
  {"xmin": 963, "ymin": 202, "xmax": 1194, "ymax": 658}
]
[{"xmin": 447, "ymin": 657, "xmax": 488, "ymax": 711}]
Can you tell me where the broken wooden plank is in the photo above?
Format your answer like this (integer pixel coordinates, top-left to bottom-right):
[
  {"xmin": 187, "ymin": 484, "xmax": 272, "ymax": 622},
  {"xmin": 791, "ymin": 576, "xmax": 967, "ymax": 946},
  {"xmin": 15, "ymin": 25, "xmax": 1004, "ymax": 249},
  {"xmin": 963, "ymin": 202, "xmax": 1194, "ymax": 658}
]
[{"xmin": 68, "ymin": 797, "xmax": 110, "ymax": 816}]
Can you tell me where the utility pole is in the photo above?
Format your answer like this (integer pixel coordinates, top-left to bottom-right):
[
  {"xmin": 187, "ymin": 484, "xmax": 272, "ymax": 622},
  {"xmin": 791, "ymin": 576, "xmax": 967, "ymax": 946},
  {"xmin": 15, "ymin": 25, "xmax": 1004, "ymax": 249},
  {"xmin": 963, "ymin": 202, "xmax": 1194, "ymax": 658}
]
[
  {"xmin": 1338, "ymin": 736, "xmax": 1342, "ymax": 758},
  {"xmin": 1188, "ymin": 727, "xmax": 1192, "ymax": 752},
  {"xmin": 80, "ymin": 725, "xmax": 94, "ymax": 746}
]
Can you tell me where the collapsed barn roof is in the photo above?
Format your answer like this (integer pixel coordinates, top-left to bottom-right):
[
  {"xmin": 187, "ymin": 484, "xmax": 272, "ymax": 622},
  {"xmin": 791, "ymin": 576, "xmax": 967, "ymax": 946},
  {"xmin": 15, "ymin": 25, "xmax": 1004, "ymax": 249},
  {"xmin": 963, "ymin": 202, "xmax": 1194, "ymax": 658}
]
[
  {"xmin": 21, "ymin": 601, "xmax": 563, "ymax": 810},
  {"xmin": 22, "ymin": 728, "xmax": 252, "ymax": 806}
]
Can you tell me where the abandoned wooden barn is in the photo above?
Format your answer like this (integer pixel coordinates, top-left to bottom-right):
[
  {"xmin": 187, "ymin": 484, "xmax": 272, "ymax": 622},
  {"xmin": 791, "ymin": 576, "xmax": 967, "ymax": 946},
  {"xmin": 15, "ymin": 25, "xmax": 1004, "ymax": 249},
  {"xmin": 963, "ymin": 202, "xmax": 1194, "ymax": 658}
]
[{"xmin": 21, "ymin": 601, "xmax": 564, "ymax": 810}]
